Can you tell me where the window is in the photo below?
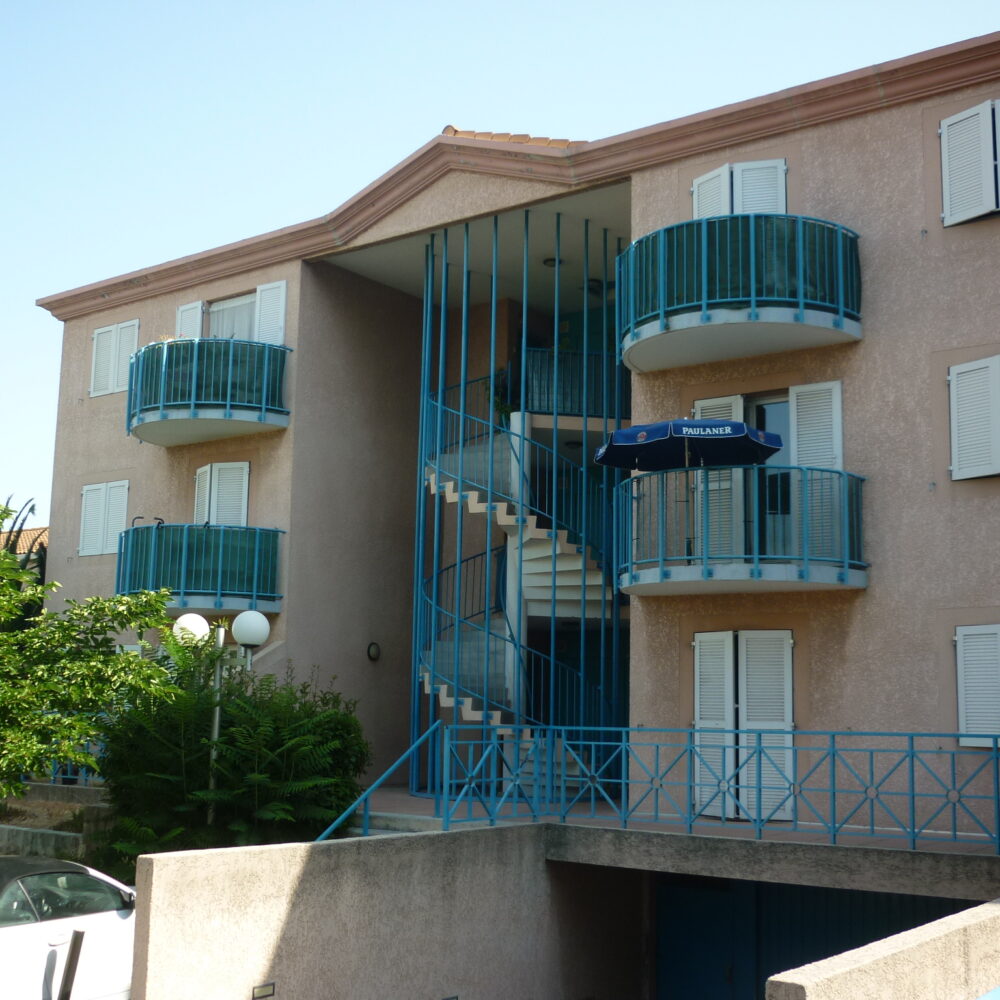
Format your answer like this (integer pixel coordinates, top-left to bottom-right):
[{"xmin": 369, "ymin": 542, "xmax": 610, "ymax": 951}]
[
  {"xmin": 692, "ymin": 159, "xmax": 787, "ymax": 218},
  {"xmin": 694, "ymin": 630, "xmax": 793, "ymax": 819},
  {"xmin": 79, "ymin": 481, "xmax": 128, "ymax": 556},
  {"xmin": 956, "ymin": 624, "xmax": 1000, "ymax": 747},
  {"xmin": 175, "ymin": 281, "xmax": 286, "ymax": 344},
  {"xmin": 949, "ymin": 355, "xmax": 1000, "ymax": 479},
  {"xmin": 940, "ymin": 100, "xmax": 1000, "ymax": 226},
  {"xmin": 90, "ymin": 320, "xmax": 138, "ymax": 396},
  {"xmin": 194, "ymin": 462, "xmax": 249, "ymax": 526}
]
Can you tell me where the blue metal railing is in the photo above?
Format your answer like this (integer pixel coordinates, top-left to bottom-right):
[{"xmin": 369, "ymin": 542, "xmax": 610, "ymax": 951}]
[
  {"xmin": 126, "ymin": 338, "xmax": 291, "ymax": 434},
  {"xmin": 617, "ymin": 214, "xmax": 861, "ymax": 344},
  {"xmin": 116, "ymin": 524, "xmax": 283, "ymax": 608},
  {"xmin": 616, "ymin": 465, "xmax": 866, "ymax": 584},
  {"xmin": 315, "ymin": 722, "xmax": 443, "ymax": 840},
  {"xmin": 440, "ymin": 725, "xmax": 1000, "ymax": 851}
]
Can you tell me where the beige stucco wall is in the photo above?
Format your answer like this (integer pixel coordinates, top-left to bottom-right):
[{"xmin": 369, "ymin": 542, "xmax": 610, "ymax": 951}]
[
  {"xmin": 47, "ymin": 262, "xmax": 300, "ymax": 650},
  {"xmin": 132, "ymin": 827, "xmax": 645, "ymax": 1000},
  {"xmin": 626, "ymin": 81, "xmax": 1000, "ymax": 736},
  {"xmin": 767, "ymin": 898, "xmax": 1000, "ymax": 1000}
]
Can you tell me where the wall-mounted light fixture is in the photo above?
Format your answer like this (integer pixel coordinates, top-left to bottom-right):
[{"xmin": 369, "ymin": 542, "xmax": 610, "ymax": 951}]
[{"xmin": 367, "ymin": 642, "xmax": 381, "ymax": 662}]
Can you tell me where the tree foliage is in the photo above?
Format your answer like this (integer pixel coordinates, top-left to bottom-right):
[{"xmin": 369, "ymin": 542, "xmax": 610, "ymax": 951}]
[
  {"xmin": 98, "ymin": 630, "xmax": 371, "ymax": 859},
  {"xmin": 0, "ymin": 504, "xmax": 174, "ymax": 798}
]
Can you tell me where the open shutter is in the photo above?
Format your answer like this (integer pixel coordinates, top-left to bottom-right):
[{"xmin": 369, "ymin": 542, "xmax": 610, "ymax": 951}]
[
  {"xmin": 193, "ymin": 466, "xmax": 211, "ymax": 523},
  {"xmin": 790, "ymin": 381, "xmax": 843, "ymax": 561},
  {"xmin": 79, "ymin": 484, "xmax": 107, "ymax": 555},
  {"xmin": 949, "ymin": 355, "xmax": 1000, "ymax": 480},
  {"xmin": 176, "ymin": 302, "xmax": 203, "ymax": 338},
  {"xmin": 693, "ymin": 396, "xmax": 744, "ymax": 560},
  {"xmin": 254, "ymin": 281, "xmax": 286, "ymax": 345},
  {"xmin": 103, "ymin": 480, "xmax": 129, "ymax": 554},
  {"xmin": 90, "ymin": 326, "xmax": 115, "ymax": 396},
  {"xmin": 209, "ymin": 462, "xmax": 249, "ymax": 526},
  {"xmin": 957, "ymin": 625, "xmax": 1000, "ymax": 748},
  {"xmin": 694, "ymin": 631, "xmax": 736, "ymax": 818},
  {"xmin": 733, "ymin": 160, "xmax": 787, "ymax": 213},
  {"xmin": 941, "ymin": 101, "xmax": 998, "ymax": 227},
  {"xmin": 692, "ymin": 165, "xmax": 731, "ymax": 218},
  {"xmin": 114, "ymin": 320, "xmax": 138, "ymax": 394},
  {"xmin": 738, "ymin": 630, "xmax": 793, "ymax": 820}
]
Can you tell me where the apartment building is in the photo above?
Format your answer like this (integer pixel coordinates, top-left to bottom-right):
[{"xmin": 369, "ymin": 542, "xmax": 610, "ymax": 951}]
[{"xmin": 39, "ymin": 32, "xmax": 1000, "ymax": 997}]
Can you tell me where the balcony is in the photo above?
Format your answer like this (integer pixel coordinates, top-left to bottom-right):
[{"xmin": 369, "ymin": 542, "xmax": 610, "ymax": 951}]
[
  {"xmin": 618, "ymin": 214, "xmax": 861, "ymax": 371},
  {"xmin": 127, "ymin": 339, "xmax": 291, "ymax": 446},
  {"xmin": 615, "ymin": 465, "xmax": 867, "ymax": 594},
  {"xmin": 116, "ymin": 523, "xmax": 283, "ymax": 612}
]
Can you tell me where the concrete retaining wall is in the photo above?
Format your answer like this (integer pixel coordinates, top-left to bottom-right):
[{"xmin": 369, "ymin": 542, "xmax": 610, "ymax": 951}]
[
  {"xmin": 767, "ymin": 900, "xmax": 1000, "ymax": 1000},
  {"xmin": 133, "ymin": 825, "xmax": 644, "ymax": 1000}
]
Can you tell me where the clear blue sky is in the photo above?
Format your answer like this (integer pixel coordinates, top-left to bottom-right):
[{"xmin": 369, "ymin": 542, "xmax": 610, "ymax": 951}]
[{"xmin": 3, "ymin": 0, "xmax": 998, "ymax": 525}]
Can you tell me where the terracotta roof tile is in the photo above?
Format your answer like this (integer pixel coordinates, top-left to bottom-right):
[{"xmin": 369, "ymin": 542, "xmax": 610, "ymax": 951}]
[
  {"xmin": 0, "ymin": 526, "xmax": 48, "ymax": 555},
  {"xmin": 441, "ymin": 125, "xmax": 582, "ymax": 149}
]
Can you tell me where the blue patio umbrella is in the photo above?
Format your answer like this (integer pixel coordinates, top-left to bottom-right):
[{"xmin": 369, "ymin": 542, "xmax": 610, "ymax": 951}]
[{"xmin": 594, "ymin": 419, "xmax": 782, "ymax": 471}]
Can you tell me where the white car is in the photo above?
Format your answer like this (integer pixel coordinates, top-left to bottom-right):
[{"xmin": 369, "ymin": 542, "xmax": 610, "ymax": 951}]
[{"xmin": 0, "ymin": 856, "xmax": 135, "ymax": 999}]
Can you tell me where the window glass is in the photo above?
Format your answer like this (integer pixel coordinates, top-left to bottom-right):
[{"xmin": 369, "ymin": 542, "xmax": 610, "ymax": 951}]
[
  {"xmin": 0, "ymin": 881, "xmax": 36, "ymax": 926},
  {"xmin": 209, "ymin": 293, "xmax": 256, "ymax": 340},
  {"xmin": 20, "ymin": 872, "xmax": 130, "ymax": 921}
]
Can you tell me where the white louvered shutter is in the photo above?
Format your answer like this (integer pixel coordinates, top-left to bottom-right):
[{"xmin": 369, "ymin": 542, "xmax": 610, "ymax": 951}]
[
  {"xmin": 733, "ymin": 160, "xmax": 787, "ymax": 213},
  {"xmin": 694, "ymin": 631, "xmax": 736, "ymax": 818},
  {"xmin": 790, "ymin": 381, "xmax": 843, "ymax": 561},
  {"xmin": 692, "ymin": 165, "xmax": 732, "ymax": 218},
  {"xmin": 209, "ymin": 462, "xmax": 249, "ymax": 526},
  {"xmin": 957, "ymin": 625, "xmax": 1000, "ymax": 748},
  {"xmin": 103, "ymin": 480, "xmax": 129, "ymax": 554},
  {"xmin": 176, "ymin": 302, "xmax": 203, "ymax": 338},
  {"xmin": 738, "ymin": 630, "xmax": 793, "ymax": 820},
  {"xmin": 254, "ymin": 281, "xmax": 286, "ymax": 345},
  {"xmin": 693, "ymin": 396, "xmax": 744, "ymax": 560},
  {"xmin": 941, "ymin": 101, "xmax": 998, "ymax": 227},
  {"xmin": 949, "ymin": 355, "xmax": 1000, "ymax": 480},
  {"xmin": 115, "ymin": 320, "xmax": 138, "ymax": 394},
  {"xmin": 79, "ymin": 483, "xmax": 107, "ymax": 555},
  {"xmin": 90, "ymin": 327, "xmax": 116, "ymax": 396},
  {"xmin": 193, "ymin": 466, "xmax": 211, "ymax": 523}
]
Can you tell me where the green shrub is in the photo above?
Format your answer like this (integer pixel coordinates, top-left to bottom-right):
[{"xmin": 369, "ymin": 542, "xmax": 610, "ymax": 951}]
[{"xmin": 97, "ymin": 629, "xmax": 371, "ymax": 866}]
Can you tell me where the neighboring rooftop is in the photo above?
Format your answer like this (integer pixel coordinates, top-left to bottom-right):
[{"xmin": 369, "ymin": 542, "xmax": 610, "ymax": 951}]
[{"xmin": 0, "ymin": 526, "xmax": 48, "ymax": 555}]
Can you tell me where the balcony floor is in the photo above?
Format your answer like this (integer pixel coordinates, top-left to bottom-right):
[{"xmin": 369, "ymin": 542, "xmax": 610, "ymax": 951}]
[
  {"xmin": 622, "ymin": 562, "xmax": 868, "ymax": 594},
  {"xmin": 130, "ymin": 410, "xmax": 288, "ymax": 447}
]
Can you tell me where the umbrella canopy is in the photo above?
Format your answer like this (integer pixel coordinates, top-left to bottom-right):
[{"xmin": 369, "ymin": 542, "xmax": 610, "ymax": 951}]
[{"xmin": 594, "ymin": 419, "xmax": 782, "ymax": 471}]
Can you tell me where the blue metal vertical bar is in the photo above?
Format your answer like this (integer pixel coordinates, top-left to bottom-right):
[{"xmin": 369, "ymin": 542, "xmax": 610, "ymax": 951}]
[
  {"xmin": 442, "ymin": 726, "xmax": 452, "ymax": 831},
  {"xmin": 754, "ymin": 730, "xmax": 763, "ymax": 837},
  {"xmin": 189, "ymin": 339, "xmax": 200, "ymax": 419},
  {"xmin": 549, "ymin": 214, "xmax": 561, "ymax": 725},
  {"xmin": 484, "ymin": 215, "xmax": 499, "ymax": 729},
  {"xmin": 250, "ymin": 528, "xmax": 261, "ymax": 609},
  {"xmin": 907, "ymin": 734, "xmax": 917, "ymax": 849},
  {"xmin": 126, "ymin": 354, "xmax": 136, "ymax": 433},
  {"xmin": 795, "ymin": 215, "xmax": 806, "ymax": 320},
  {"xmin": 260, "ymin": 345, "xmax": 270, "ymax": 420},
  {"xmin": 840, "ymin": 471, "xmax": 849, "ymax": 580},
  {"xmin": 579, "ymin": 217, "xmax": 590, "ymax": 729},
  {"xmin": 224, "ymin": 340, "xmax": 235, "ymax": 418},
  {"xmin": 159, "ymin": 343, "xmax": 170, "ymax": 421},
  {"xmin": 700, "ymin": 218, "xmax": 710, "ymax": 322},
  {"xmin": 835, "ymin": 225, "xmax": 846, "ymax": 328},
  {"xmin": 658, "ymin": 228, "xmax": 667, "ymax": 330},
  {"xmin": 828, "ymin": 732, "xmax": 837, "ymax": 844},
  {"xmin": 748, "ymin": 215, "xmax": 758, "ymax": 321},
  {"xmin": 514, "ymin": 211, "xmax": 530, "ymax": 728},
  {"xmin": 993, "ymin": 737, "xmax": 1000, "ymax": 853},
  {"xmin": 751, "ymin": 465, "xmax": 761, "ymax": 577}
]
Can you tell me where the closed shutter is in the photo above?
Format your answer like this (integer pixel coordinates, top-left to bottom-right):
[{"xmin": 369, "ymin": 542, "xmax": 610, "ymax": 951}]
[
  {"xmin": 957, "ymin": 625, "xmax": 1000, "ymax": 748},
  {"xmin": 732, "ymin": 160, "xmax": 787, "ymax": 213},
  {"xmin": 738, "ymin": 630, "xmax": 793, "ymax": 820},
  {"xmin": 210, "ymin": 462, "xmax": 249, "ymax": 525},
  {"xmin": 79, "ymin": 484, "xmax": 107, "ymax": 555},
  {"xmin": 694, "ymin": 631, "xmax": 736, "ymax": 818},
  {"xmin": 193, "ymin": 466, "xmax": 211, "ymax": 523},
  {"xmin": 941, "ymin": 101, "xmax": 998, "ymax": 227},
  {"xmin": 176, "ymin": 302, "xmax": 203, "ymax": 338},
  {"xmin": 90, "ymin": 326, "xmax": 116, "ymax": 396},
  {"xmin": 115, "ymin": 320, "xmax": 138, "ymax": 394},
  {"xmin": 693, "ymin": 396, "xmax": 744, "ymax": 560},
  {"xmin": 790, "ymin": 381, "xmax": 843, "ymax": 561},
  {"xmin": 692, "ymin": 165, "xmax": 731, "ymax": 218},
  {"xmin": 254, "ymin": 281, "xmax": 286, "ymax": 345},
  {"xmin": 103, "ymin": 480, "xmax": 129, "ymax": 554},
  {"xmin": 949, "ymin": 355, "xmax": 1000, "ymax": 480}
]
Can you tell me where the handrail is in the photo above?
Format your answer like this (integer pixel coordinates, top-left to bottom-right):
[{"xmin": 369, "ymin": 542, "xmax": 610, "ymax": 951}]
[{"xmin": 316, "ymin": 721, "xmax": 443, "ymax": 840}]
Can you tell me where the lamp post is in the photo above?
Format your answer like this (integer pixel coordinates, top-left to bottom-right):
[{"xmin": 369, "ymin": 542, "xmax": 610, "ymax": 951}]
[{"xmin": 171, "ymin": 612, "xmax": 263, "ymax": 824}]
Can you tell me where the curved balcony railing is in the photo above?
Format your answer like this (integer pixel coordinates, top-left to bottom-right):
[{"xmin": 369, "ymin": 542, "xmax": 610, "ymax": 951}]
[
  {"xmin": 126, "ymin": 338, "xmax": 291, "ymax": 446},
  {"xmin": 116, "ymin": 523, "xmax": 283, "ymax": 612},
  {"xmin": 617, "ymin": 214, "xmax": 861, "ymax": 370},
  {"xmin": 616, "ymin": 465, "xmax": 867, "ymax": 593}
]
